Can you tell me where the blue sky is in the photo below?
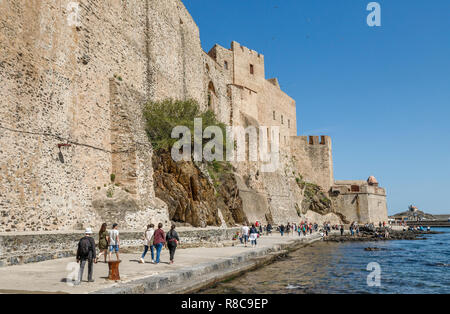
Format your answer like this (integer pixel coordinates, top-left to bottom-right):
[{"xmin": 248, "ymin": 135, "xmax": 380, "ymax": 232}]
[{"xmin": 183, "ymin": 0, "xmax": 450, "ymax": 215}]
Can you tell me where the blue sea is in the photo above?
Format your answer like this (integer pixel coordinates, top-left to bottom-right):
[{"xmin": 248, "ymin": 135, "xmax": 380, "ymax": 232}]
[{"xmin": 201, "ymin": 228, "xmax": 450, "ymax": 294}]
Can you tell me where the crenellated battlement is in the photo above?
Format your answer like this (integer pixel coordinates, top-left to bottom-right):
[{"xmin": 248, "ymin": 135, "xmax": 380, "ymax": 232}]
[
  {"xmin": 309, "ymin": 135, "xmax": 331, "ymax": 145},
  {"xmin": 295, "ymin": 135, "xmax": 331, "ymax": 146},
  {"xmin": 231, "ymin": 41, "xmax": 264, "ymax": 59}
]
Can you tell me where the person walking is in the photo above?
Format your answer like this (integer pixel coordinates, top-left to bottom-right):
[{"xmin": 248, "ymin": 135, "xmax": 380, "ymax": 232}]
[
  {"xmin": 279, "ymin": 224, "xmax": 285, "ymax": 236},
  {"xmin": 75, "ymin": 228, "xmax": 97, "ymax": 285},
  {"xmin": 140, "ymin": 224, "xmax": 155, "ymax": 264},
  {"xmin": 108, "ymin": 223, "xmax": 120, "ymax": 261},
  {"xmin": 249, "ymin": 224, "xmax": 259, "ymax": 247},
  {"xmin": 267, "ymin": 223, "xmax": 272, "ymax": 235},
  {"xmin": 340, "ymin": 224, "xmax": 344, "ymax": 236},
  {"xmin": 153, "ymin": 223, "xmax": 165, "ymax": 264},
  {"xmin": 241, "ymin": 223, "xmax": 250, "ymax": 247},
  {"xmin": 97, "ymin": 223, "xmax": 109, "ymax": 263},
  {"xmin": 166, "ymin": 224, "xmax": 180, "ymax": 264}
]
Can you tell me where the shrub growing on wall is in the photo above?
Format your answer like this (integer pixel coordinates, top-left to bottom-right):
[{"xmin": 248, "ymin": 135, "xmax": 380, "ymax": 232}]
[{"xmin": 143, "ymin": 98, "xmax": 227, "ymax": 157}]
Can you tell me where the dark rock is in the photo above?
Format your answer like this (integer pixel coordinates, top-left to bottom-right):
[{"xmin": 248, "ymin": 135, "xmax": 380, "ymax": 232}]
[{"xmin": 152, "ymin": 150, "xmax": 246, "ymax": 228}]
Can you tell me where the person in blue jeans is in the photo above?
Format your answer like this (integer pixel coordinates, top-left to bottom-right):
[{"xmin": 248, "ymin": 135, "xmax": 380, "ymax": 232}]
[
  {"xmin": 153, "ymin": 223, "xmax": 166, "ymax": 264},
  {"xmin": 140, "ymin": 224, "xmax": 155, "ymax": 264}
]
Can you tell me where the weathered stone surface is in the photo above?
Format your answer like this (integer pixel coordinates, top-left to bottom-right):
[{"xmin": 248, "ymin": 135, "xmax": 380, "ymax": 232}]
[
  {"xmin": 0, "ymin": 0, "xmax": 386, "ymax": 233},
  {"xmin": 152, "ymin": 150, "xmax": 246, "ymax": 228}
]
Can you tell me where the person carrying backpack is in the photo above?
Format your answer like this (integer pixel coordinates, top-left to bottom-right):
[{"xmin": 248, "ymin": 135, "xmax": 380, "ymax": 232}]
[
  {"xmin": 165, "ymin": 224, "xmax": 180, "ymax": 264},
  {"xmin": 75, "ymin": 228, "xmax": 97, "ymax": 285}
]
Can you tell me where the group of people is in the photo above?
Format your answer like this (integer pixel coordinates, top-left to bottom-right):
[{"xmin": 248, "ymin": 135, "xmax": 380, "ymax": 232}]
[
  {"xmin": 139, "ymin": 223, "xmax": 180, "ymax": 265},
  {"xmin": 75, "ymin": 222, "xmax": 179, "ymax": 285},
  {"xmin": 349, "ymin": 222, "xmax": 360, "ymax": 236},
  {"xmin": 278, "ymin": 222, "xmax": 319, "ymax": 237},
  {"xmin": 238, "ymin": 223, "xmax": 260, "ymax": 247},
  {"xmin": 408, "ymin": 225, "xmax": 431, "ymax": 232}
]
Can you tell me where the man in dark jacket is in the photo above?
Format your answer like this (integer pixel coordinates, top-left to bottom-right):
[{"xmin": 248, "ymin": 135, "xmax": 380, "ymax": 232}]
[
  {"xmin": 75, "ymin": 228, "xmax": 97, "ymax": 285},
  {"xmin": 266, "ymin": 223, "xmax": 272, "ymax": 235}
]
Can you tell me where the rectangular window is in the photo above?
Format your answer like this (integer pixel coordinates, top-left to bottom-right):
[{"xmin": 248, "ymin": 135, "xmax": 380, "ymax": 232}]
[
  {"xmin": 281, "ymin": 115, "xmax": 284, "ymax": 124},
  {"xmin": 250, "ymin": 64, "xmax": 254, "ymax": 74},
  {"xmin": 288, "ymin": 119, "xmax": 290, "ymax": 128},
  {"xmin": 273, "ymin": 111, "xmax": 276, "ymax": 120},
  {"xmin": 224, "ymin": 61, "xmax": 228, "ymax": 70}
]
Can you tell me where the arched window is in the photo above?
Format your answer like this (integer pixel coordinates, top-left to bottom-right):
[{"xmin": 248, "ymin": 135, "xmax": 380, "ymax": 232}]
[{"xmin": 208, "ymin": 81, "xmax": 217, "ymax": 110}]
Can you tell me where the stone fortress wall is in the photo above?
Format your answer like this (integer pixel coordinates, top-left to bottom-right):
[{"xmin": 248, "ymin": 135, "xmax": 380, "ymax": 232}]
[
  {"xmin": 0, "ymin": 0, "xmax": 388, "ymax": 234},
  {"xmin": 331, "ymin": 181, "xmax": 388, "ymax": 224},
  {"xmin": 0, "ymin": 0, "xmax": 155, "ymax": 232}
]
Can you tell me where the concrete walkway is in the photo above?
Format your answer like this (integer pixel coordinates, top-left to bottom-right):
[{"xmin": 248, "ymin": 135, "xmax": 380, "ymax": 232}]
[{"xmin": 0, "ymin": 232, "xmax": 324, "ymax": 294}]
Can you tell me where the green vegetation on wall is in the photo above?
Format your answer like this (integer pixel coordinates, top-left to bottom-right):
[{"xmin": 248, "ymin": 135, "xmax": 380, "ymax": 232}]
[
  {"xmin": 207, "ymin": 160, "xmax": 233, "ymax": 190},
  {"xmin": 143, "ymin": 99, "xmax": 227, "ymax": 156},
  {"xmin": 296, "ymin": 175, "xmax": 332, "ymax": 215}
]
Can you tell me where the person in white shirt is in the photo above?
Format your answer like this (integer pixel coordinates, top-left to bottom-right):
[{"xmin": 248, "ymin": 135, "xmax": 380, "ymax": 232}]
[
  {"xmin": 241, "ymin": 223, "xmax": 250, "ymax": 247},
  {"xmin": 140, "ymin": 224, "xmax": 155, "ymax": 264},
  {"xmin": 108, "ymin": 223, "xmax": 120, "ymax": 261}
]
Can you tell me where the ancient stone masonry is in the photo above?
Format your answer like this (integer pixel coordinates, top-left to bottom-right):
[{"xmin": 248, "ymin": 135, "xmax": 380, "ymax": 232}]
[
  {"xmin": 0, "ymin": 0, "xmax": 162, "ymax": 232},
  {"xmin": 0, "ymin": 0, "xmax": 388, "ymax": 234},
  {"xmin": 290, "ymin": 136, "xmax": 334, "ymax": 191},
  {"xmin": 330, "ymin": 180, "xmax": 388, "ymax": 224}
]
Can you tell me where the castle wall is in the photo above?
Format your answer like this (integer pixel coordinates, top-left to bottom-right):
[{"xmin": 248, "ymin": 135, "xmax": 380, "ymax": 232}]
[
  {"xmin": 105, "ymin": 79, "xmax": 169, "ymax": 228},
  {"xmin": 0, "ymin": 0, "xmax": 149, "ymax": 232},
  {"xmin": 290, "ymin": 136, "xmax": 334, "ymax": 191},
  {"xmin": 146, "ymin": 0, "xmax": 204, "ymax": 104},
  {"xmin": 0, "ymin": 0, "xmax": 199, "ymax": 232},
  {"xmin": 202, "ymin": 52, "xmax": 232, "ymax": 124},
  {"xmin": 207, "ymin": 44, "xmax": 234, "ymax": 86},
  {"xmin": 0, "ymin": 0, "xmax": 386, "ymax": 234},
  {"xmin": 258, "ymin": 80, "xmax": 297, "ymax": 149},
  {"xmin": 231, "ymin": 41, "xmax": 265, "ymax": 93},
  {"xmin": 331, "ymin": 184, "xmax": 388, "ymax": 224}
]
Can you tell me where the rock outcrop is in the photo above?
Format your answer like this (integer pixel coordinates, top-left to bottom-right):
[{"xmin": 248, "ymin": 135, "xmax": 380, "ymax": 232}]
[{"xmin": 152, "ymin": 150, "xmax": 247, "ymax": 228}]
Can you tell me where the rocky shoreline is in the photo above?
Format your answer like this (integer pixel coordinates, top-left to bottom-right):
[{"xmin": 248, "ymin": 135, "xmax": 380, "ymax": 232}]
[{"xmin": 324, "ymin": 227, "xmax": 442, "ymax": 243}]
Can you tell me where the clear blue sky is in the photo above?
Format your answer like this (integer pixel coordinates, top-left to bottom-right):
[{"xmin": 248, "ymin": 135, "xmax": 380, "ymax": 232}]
[{"xmin": 183, "ymin": 0, "xmax": 450, "ymax": 215}]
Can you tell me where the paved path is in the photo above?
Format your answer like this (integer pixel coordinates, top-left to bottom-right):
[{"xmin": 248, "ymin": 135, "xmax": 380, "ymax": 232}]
[{"xmin": 0, "ymin": 232, "xmax": 321, "ymax": 294}]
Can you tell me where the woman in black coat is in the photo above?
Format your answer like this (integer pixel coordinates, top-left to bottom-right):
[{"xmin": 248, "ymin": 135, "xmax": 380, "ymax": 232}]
[{"xmin": 166, "ymin": 224, "xmax": 180, "ymax": 264}]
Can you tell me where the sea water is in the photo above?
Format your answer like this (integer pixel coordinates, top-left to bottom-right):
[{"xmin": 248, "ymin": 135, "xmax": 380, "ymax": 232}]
[{"xmin": 200, "ymin": 228, "xmax": 450, "ymax": 294}]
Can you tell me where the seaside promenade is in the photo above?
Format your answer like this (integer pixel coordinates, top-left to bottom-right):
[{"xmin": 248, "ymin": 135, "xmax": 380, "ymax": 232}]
[{"xmin": 0, "ymin": 232, "xmax": 325, "ymax": 294}]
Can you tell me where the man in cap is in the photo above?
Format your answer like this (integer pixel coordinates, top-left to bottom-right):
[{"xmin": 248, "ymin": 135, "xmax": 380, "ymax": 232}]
[{"xmin": 74, "ymin": 227, "xmax": 97, "ymax": 285}]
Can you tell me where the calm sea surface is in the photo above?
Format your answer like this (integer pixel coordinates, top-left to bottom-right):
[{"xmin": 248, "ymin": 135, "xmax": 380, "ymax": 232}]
[{"xmin": 200, "ymin": 228, "xmax": 450, "ymax": 294}]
